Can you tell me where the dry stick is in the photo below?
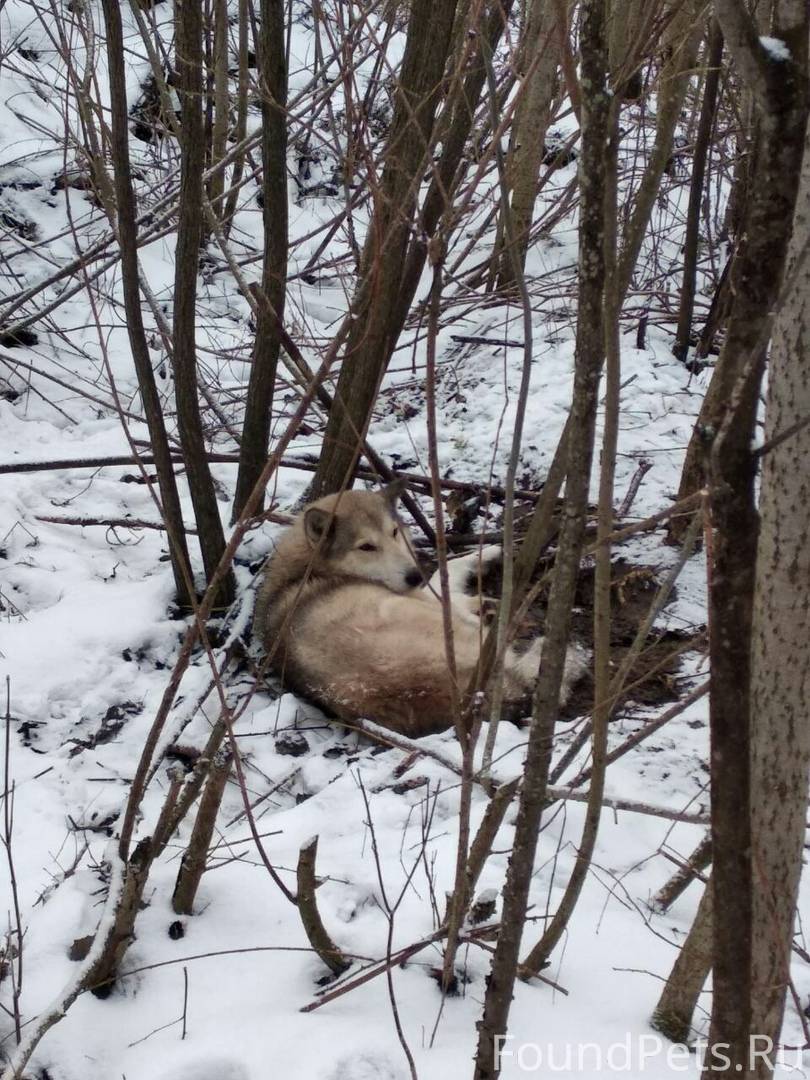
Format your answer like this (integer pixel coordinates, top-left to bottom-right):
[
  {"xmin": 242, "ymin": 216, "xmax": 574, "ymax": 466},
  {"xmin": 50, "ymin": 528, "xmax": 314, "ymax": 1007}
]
[
  {"xmin": 2, "ymin": 679, "xmax": 23, "ymax": 1044},
  {"xmin": 0, "ymin": 448, "xmax": 542, "ymax": 503},
  {"xmin": 193, "ymin": 165, "xmax": 436, "ymax": 543},
  {"xmin": 116, "ymin": 333, "xmax": 346, "ymax": 882},
  {"xmin": 423, "ymin": 247, "xmax": 471, "ymax": 1004},
  {"xmin": 348, "ymin": 719, "xmax": 709, "ymax": 826},
  {"xmin": 221, "ymin": 0, "xmax": 251, "ymax": 236},
  {"xmin": 473, "ymin": 0, "xmax": 610, "ymax": 1066},
  {"xmin": 171, "ymin": 748, "xmax": 233, "ymax": 915},
  {"xmin": 35, "ymin": 515, "xmax": 194, "ymax": 533},
  {"xmin": 0, "ymin": 0, "xmax": 379, "ymax": 326},
  {"xmin": 572, "ymin": 680, "xmax": 710, "ymax": 790},
  {"xmin": 232, "ymin": 0, "xmax": 290, "ymax": 521},
  {"xmin": 308, "ymin": 0, "xmax": 464, "ymax": 503},
  {"xmin": 0, "ymin": 854, "xmax": 126, "ymax": 1080},
  {"xmin": 356, "ymin": 777, "xmax": 419, "ymax": 1080},
  {"xmin": 479, "ymin": 23, "xmax": 537, "ymax": 779},
  {"xmin": 673, "ymin": 20, "xmax": 724, "ymax": 365},
  {"xmin": 77, "ymin": 341, "xmax": 345, "ymax": 1002},
  {"xmin": 548, "ymin": 507, "xmax": 705, "ymax": 787},
  {"xmin": 300, "ymin": 927, "xmax": 450, "ymax": 1013},
  {"xmin": 464, "ymin": 778, "xmax": 521, "ymax": 901},
  {"xmin": 296, "ymin": 837, "xmax": 351, "ymax": 976},
  {"xmin": 163, "ymin": 719, "xmax": 231, "ymax": 843},
  {"xmin": 651, "ymin": 881, "xmax": 714, "ymax": 1043},
  {"xmin": 652, "ymin": 833, "xmax": 712, "ymax": 915},
  {"xmin": 99, "ymin": 0, "xmax": 195, "ymax": 606},
  {"xmin": 172, "ymin": 0, "xmax": 233, "ymax": 606},
  {"xmin": 546, "ymin": 787, "xmax": 709, "ymax": 825},
  {"xmin": 518, "ymin": 98, "xmax": 622, "ymax": 982},
  {"xmin": 0, "ymin": 352, "xmax": 154, "ymax": 426},
  {"xmin": 616, "ymin": 458, "xmax": 652, "ymax": 518}
]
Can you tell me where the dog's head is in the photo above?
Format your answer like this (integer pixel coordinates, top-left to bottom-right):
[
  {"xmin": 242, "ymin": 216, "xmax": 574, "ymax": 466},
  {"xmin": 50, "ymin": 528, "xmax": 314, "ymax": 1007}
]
[{"xmin": 302, "ymin": 479, "xmax": 422, "ymax": 592}]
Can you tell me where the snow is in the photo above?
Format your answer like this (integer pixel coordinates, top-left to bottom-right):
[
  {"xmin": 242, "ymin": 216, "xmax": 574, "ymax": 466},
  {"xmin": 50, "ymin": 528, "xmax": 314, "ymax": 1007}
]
[
  {"xmin": 760, "ymin": 36, "xmax": 792, "ymax": 62},
  {"xmin": 0, "ymin": 1, "xmax": 807, "ymax": 1078}
]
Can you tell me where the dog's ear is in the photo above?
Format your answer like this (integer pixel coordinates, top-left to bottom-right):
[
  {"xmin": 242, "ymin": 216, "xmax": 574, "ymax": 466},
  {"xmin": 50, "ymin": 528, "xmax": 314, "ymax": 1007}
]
[
  {"xmin": 303, "ymin": 507, "xmax": 336, "ymax": 550},
  {"xmin": 382, "ymin": 476, "xmax": 407, "ymax": 509}
]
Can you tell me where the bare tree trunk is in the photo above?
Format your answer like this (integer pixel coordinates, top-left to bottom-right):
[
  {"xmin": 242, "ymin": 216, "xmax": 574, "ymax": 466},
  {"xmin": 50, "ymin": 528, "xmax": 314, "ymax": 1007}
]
[
  {"xmin": 99, "ymin": 0, "xmax": 195, "ymax": 609},
  {"xmin": 394, "ymin": 0, "xmax": 515, "ymax": 332},
  {"xmin": 472, "ymin": 1, "xmax": 609, "ymax": 1072},
  {"xmin": 494, "ymin": 0, "xmax": 560, "ymax": 287},
  {"xmin": 517, "ymin": 93, "xmax": 621, "ymax": 979},
  {"xmin": 673, "ymin": 20, "xmax": 724, "ymax": 365},
  {"xmin": 208, "ymin": 0, "xmax": 230, "ymax": 219},
  {"xmin": 653, "ymin": 833, "xmax": 712, "ymax": 913},
  {"xmin": 232, "ymin": 0, "xmax": 289, "ymax": 520},
  {"xmin": 222, "ymin": 0, "xmax": 251, "ymax": 237},
  {"xmin": 310, "ymin": 0, "xmax": 459, "ymax": 499},
  {"xmin": 608, "ymin": 0, "xmax": 652, "ymax": 98},
  {"xmin": 699, "ymin": 2, "xmax": 809, "ymax": 1072},
  {"xmin": 172, "ymin": 747, "xmax": 232, "ymax": 915},
  {"xmin": 174, "ymin": 0, "xmax": 234, "ymax": 605},
  {"xmin": 615, "ymin": 0, "xmax": 704, "ymax": 298},
  {"xmin": 652, "ymin": 882, "xmax": 714, "ymax": 1043},
  {"xmin": 748, "ymin": 112, "xmax": 810, "ymax": 1078}
]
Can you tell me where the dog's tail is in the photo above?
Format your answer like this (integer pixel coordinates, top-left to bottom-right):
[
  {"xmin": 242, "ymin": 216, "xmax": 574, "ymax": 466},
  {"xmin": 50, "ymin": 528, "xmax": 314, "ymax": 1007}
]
[{"xmin": 429, "ymin": 545, "xmax": 502, "ymax": 596}]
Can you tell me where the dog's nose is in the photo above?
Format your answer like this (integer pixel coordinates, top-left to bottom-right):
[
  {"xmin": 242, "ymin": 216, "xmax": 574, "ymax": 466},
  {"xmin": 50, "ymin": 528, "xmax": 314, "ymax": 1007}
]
[{"xmin": 405, "ymin": 569, "xmax": 422, "ymax": 588}]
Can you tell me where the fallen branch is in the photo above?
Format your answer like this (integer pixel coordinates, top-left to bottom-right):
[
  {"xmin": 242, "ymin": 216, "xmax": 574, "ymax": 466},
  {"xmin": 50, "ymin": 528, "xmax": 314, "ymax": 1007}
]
[{"xmin": 296, "ymin": 836, "xmax": 351, "ymax": 976}]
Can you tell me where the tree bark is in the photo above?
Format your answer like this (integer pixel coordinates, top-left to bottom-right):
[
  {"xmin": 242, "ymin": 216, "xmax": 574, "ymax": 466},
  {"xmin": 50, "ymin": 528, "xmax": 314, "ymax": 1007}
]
[
  {"xmin": 172, "ymin": 748, "xmax": 233, "ymax": 915},
  {"xmin": 652, "ymin": 883, "xmax": 714, "ymax": 1043},
  {"xmin": 174, "ymin": 0, "xmax": 234, "ymax": 605},
  {"xmin": 99, "ymin": 0, "xmax": 195, "ymax": 608},
  {"xmin": 615, "ymin": 0, "xmax": 704, "ymax": 299},
  {"xmin": 310, "ymin": 0, "xmax": 459, "ymax": 499},
  {"xmin": 700, "ymin": 2, "xmax": 809, "ymax": 1072},
  {"xmin": 393, "ymin": 0, "xmax": 515, "ymax": 333},
  {"xmin": 494, "ymin": 0, "xmax": 560, "ymax": 287},
  {"xmin": 208, "ymin": 0, "xmax": 230, "ymax": 218},
  {"xmin": 748, "ymin": 111, "xmax": 810, "ymax": 1078},
  {"xmin": 232, "ymin": 0, "xmax": 289, "ymax": 520},
  {"xmin": 673, "ymin": 21, "xmax": 724, "ymax": 365},
  {"xmin": 472, "ymin": 1, "xmax": 609, "ymax": 1073}
]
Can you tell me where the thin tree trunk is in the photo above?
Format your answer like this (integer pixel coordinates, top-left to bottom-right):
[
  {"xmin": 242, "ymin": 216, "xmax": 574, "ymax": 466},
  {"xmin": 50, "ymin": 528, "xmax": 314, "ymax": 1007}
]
[
  {"xmin": 232, "ymin": 0, "xmax": 289, "ymax": 520},
  {"xmin": 310, "ymin": 0, "xmax": 459, "ymax": 499},
  {"xmin": 174, "ymin": 0, "xmax": 234, "ymax": 605},
  {"xmin": 208, "ymin": 0, "xmax": 230, "ymax": 218},
  {"xmin": 472, "ymin": 0, "xmax": 609, "ymax": 1072},
  {"xmin": 172, "ymin": 747, "xmax": 233, "ymax": 915},
  {"xmin": 701, "ymin": 2, "xmax": 809, "ymax": 1071},
  {"xmin": 615, "ymin": 0, "xmax": 704, "ymax": 299},
  {"xmin": 100, "ymin": 0, "xmax": 195, "ymax": 609},
  {"xmin": 673, "ymin": 21, "xmax": 724, "ymax": 365},
  {"xmin": 652, "ymin": 883, "xmax": 714, "ymax": 1043},
  {"xmin": 393, "ymin": 0, "xmax": 515, "ymax": 334},
  {"xmin": 222, "ymin": 0, "xmax": 251, "ymax": 237},
  {"xmin": 749, "ymin": 111, "xmax": 810, "ymax": 1078},
  {"xmin": 494, "ymin": 0, "xmax": 560, "ymax": 287},
  {"xmin": 517, "ymin": 94, "xmax": 621, "ymax": 979},
  {"xmin": 653, "ymin": 833, "xmax": 712, "ymax": 913}
]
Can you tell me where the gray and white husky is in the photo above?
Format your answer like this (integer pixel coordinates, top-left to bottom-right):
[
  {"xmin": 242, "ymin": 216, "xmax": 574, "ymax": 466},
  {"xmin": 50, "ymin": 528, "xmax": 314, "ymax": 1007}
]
[{"xmin": 253, "ymin": 481, "xmax": 586, "ymax": 738}]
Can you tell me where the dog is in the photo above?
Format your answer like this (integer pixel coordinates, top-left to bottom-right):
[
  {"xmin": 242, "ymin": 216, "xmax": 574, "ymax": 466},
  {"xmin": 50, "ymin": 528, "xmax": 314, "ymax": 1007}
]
[{"xmin": 252, "ymin": 480, "xmax": 586, "ymax": 738}]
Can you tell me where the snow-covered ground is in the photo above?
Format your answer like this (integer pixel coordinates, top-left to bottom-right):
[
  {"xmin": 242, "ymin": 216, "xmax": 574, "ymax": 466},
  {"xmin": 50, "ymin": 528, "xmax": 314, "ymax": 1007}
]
[{"xmin": 0, "ymin": 1, "xmax": 807, "ymax": 1078}]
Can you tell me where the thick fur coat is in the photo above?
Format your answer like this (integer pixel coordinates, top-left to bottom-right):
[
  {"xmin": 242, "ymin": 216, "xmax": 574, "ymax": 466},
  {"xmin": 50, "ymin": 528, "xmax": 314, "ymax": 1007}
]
[{"xmin": 253, "ymin": 482, "xmax": 585, "ymax": 737}]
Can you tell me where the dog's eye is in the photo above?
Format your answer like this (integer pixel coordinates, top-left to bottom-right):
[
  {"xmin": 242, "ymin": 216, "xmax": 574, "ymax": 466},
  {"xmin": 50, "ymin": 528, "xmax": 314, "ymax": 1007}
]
[{"xmin": 358, "ymin": 542, "xmax": 378, "ymax": 552}]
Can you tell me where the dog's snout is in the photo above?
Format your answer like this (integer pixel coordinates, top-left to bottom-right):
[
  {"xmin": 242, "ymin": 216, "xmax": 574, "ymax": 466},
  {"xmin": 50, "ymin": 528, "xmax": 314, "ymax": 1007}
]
[{"xmin": 405, "ymin": 569, "xmax": 422, "ymax": 589}]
